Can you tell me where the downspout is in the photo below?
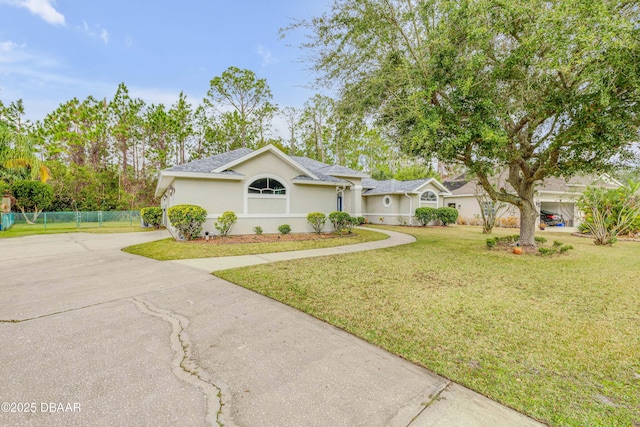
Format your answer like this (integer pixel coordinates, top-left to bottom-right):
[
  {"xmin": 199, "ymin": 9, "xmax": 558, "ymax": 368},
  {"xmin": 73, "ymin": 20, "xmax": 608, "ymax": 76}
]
[{"xmin": 404, "ymin": 192, "xmax": 413, "ymax": 226}]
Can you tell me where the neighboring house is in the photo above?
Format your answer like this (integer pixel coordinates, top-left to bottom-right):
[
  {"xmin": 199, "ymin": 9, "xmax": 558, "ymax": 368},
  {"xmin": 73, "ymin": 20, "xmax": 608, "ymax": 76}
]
[
  {"xmin": 155, "ymin": 144, "xmax": 451, "ymax": 235},
  {"xmin": 361, "ymin": 178, "xmax": 451, "ymax": 225},
  {"xmin": 442, "ymin": 174, "xmax": 622, "ymax": 227}
]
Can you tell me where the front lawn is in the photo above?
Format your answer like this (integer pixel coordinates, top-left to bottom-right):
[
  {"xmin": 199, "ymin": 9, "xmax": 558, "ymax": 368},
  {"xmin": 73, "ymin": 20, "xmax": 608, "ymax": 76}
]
[
  {"xmin": 122, "ymin": 229, "xmax": 388, "ymax": 260},
  {"xmin": 215, "ymin": 225, "xmax": 640, "ymax": 426},
  {"xmin": 0, "ymin": 223, "xmax": 153, "ymax": 238}
]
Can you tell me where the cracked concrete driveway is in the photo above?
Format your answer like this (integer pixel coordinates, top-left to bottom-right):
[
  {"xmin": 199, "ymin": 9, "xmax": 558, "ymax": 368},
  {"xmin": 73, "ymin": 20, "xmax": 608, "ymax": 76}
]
[{"xmin": 0, "ymin": 232, "xmax": 542, "ymax": 426}]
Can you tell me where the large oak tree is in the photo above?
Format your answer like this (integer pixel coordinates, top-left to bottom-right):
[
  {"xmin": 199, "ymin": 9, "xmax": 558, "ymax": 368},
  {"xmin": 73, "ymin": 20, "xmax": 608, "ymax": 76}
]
[{"xmin": 292, "ymin": 0, "xmax": 640, "ymax": 245}]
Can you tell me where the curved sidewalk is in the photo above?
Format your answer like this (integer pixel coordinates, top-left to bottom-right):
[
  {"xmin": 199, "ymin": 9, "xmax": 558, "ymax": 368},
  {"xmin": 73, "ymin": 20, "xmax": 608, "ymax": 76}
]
[{"xmin": 170, "ymin": 227, "xmax": 416, "ymax": 272}]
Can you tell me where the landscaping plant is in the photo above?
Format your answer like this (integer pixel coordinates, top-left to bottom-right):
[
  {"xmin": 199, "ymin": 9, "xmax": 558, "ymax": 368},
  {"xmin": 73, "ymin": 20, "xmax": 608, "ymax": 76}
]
[
  {"xmin": 253, "ymin": 225, "xmax": 263, "ymax": 235},
  {"xmin": 140, "ymin": 207, "xmax": 163, "ymax": 229},
  {"xmin": 577, "ymin": 182, "xmax": 640, "ymax": 245},
  {"xmin": 328, "ymin": 211, "xmax": 351, "ymax": 234},
  {"xmin": 167, "ymin": 204, "xmax": 207, "ymax": 241},
  {"xmin": 306, "ymin": 212, "xmax": 327, "ymax": 234},
  {"xmin": 415, "ymin": 207, "xmax": 437, "ymax": 226},
  {"xmin": 215, "ymin": 211, "xmax": 237, "ymax": 236},
  {"xmin": 436, "ymin": 207, "xmax": 458, "ymax": 226},
  {"xmin": 278, "ymin": 224, "xmax": 291, "ymax": 235}
]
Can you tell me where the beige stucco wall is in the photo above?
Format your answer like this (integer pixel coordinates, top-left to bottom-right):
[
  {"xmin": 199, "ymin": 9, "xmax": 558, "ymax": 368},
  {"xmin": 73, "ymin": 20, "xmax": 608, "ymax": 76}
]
[
  {"xmin": 363, "ymin": 194, "xmax": 415, "ymax": 225},
  {"xmin": 290, "ymin": 184, "xmax": 337, "ymax": 214},
  {"xmin": 172, "ymin": 178, "xmax": 243, "ymax": 214}
]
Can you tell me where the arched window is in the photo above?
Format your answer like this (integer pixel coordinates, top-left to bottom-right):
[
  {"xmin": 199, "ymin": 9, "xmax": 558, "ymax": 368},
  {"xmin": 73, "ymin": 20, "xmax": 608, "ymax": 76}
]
[
  {"xmin": 248, "ymin": 177, "xmax": 286, "ymax": 195},
  {"xmin": 421, "ymin": 190, "xmax": 437, "ymax": 202}
]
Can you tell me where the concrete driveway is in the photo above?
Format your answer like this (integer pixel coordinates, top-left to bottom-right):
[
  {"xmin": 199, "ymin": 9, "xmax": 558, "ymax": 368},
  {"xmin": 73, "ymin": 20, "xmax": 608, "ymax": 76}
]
[{"xmin": 0, "ymin": 232, "xmax": 543, "ymax": 426}]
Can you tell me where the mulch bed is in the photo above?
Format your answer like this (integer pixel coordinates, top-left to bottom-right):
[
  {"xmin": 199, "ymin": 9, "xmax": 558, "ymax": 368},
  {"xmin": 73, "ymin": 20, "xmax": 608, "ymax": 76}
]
[{"xmin": 192, "ymin": 232, "xmax": 354, "ymax": 245}]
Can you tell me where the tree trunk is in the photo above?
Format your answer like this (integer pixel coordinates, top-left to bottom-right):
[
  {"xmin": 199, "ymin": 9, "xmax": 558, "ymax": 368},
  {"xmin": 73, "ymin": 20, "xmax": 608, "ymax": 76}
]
[{"xmin": 518, "ymin": 190, "xmax": 538, "ymax": 247}]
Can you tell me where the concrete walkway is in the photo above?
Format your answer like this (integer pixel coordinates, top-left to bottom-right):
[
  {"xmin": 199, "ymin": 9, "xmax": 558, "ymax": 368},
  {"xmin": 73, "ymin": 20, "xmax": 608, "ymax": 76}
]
[
  {"xmin": 171, "ymin": 227, "xmax": 416, "ymax": 272},
  {"xmin": 0, "ymin": 231, "xmax": 544, "ymax": 426}
]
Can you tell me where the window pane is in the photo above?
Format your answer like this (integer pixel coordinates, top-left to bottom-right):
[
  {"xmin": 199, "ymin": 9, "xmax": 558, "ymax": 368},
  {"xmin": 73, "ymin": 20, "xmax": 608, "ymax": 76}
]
[
  {"xmin": 421, "ymin": 191, "xmax": 436, "ymax": 201},
  {"xmin": 248, "ymin": 177, "xmax": 286, "ymax": 195}
]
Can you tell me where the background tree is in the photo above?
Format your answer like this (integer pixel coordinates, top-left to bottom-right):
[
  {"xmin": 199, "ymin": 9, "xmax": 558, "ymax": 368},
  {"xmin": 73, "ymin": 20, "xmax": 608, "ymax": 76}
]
[
  {"xmin": 293, "ymin": 0, "xmax": 640, "ymax": 246},
  {"xmin": 168, "ymin": 91, "xmax": 193, "ymax": 165},
  {"xmin": 109, "ymin": 83, "xmax": 144, "ymax": 193},
  {"xmin": 1, "ymin": 102, "xmax": 50, "ymax": 183},
  {"xmin": 204, "ymin": 66, "xmax": 277, "ymax": 149}
]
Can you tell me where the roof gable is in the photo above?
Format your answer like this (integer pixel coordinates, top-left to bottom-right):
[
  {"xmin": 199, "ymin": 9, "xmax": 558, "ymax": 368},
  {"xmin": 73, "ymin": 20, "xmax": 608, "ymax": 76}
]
[{"xmin": 212, "ymin": 145, "xmax": 319, "ymax": 180}]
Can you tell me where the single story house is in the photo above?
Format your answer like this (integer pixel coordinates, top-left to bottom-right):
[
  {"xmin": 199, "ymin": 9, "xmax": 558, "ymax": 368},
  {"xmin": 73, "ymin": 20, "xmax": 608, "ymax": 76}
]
[
  {"xmin": 155, "ymin": 144, "xmax": 621, "ymax": 235},
  {"xmin": 155, "ymin": 144, "xmax": 450, "ymax": 235},
  {"xmin": 442, "ymin": 174, "xmax": 623, "ymax": 227}
]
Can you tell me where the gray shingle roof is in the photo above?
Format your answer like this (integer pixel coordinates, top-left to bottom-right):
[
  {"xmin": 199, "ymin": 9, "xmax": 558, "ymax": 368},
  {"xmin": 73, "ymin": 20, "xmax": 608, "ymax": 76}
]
[
  {"xmin": 164, "ymin": 147, "xmax": 355, "ymax": 184},
  {"xmin": 165, "ymin": 148, "xmax": 253, "ymax": 173},
  {"xmin": 362, "ymin": 178, "xmax": 431, "ymax": 195},
  {"xmin": 290, "ymin": 156, "xmax": 367, "ymax": 178}
]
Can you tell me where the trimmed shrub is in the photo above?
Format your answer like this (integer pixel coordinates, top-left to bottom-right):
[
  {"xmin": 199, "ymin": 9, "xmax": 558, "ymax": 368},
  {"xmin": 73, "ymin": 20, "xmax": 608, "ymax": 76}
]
[
  {"xmin": 307, "ymin": 212, "xmax": 327, "ymax": 234},
  {"xmin": 167, "ymin": 204, "xmax": 207, "ymax": 240},
  {"xmin": 355, "ymin": 216, "xmax": 366, "ymax": 225},
  {"xmin": 215, "ymin": 211, "xmax": 237, "ymax": 236},
  {"xmin": 253, "ymin": 225, "xmax": 263, "ymax": 235},
  {"xmin": 141, "ymin": 207, "xmax": 163, "ymax": 228},
  {"xmin": 278, "ymin": 224, "xmax": 291, "ymax": 235},
  {"xmin": 415, "ymin": 207, "xmax": 437, "ymax": 226},
  {"xmin": 328, "ymin": 211, "xmax": 351, "ymax": 234},
  {"xmin": 436, "ymin": 207, "xmax": 459, "ymax": 226}
]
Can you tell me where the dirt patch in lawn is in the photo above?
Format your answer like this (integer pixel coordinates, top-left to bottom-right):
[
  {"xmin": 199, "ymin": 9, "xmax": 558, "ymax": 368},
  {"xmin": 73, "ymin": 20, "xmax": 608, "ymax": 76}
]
[{"xmin": 193, "ymin": 233, "xmax": 354, "ymax": 245}]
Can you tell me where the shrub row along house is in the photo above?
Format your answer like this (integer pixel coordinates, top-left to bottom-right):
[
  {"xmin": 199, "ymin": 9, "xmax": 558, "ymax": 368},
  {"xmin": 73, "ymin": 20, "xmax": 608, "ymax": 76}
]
[{"xmin": 155, "ymin": 144, "xmax": 621, "ymax": 235}]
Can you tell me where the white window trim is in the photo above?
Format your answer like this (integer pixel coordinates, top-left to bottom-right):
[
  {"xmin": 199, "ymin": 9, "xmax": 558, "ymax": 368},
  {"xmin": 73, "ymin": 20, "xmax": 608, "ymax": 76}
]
[
  {"xmin": 244, "ymin": 174, "xmax": 290, "ymax": 215},
  {"xmin": 382, "ymin": 195, "xmax": 392, "ymax": 207}
]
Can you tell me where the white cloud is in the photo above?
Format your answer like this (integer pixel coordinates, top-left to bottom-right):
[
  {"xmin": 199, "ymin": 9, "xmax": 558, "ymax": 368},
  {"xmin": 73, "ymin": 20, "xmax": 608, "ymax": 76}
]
[
  {"xmin": 257, "ymin": 44, "xmax": 275, "ymax": 67},
  {"xmin": 0, "ymin": 0, "xmax": 65, "ymax": 25},
  {"xmin": 100, "ymin": 29, "xmax": 109, "ymax": 45},
  {"xmin": 76, "ymin": 21, "xmax": 109, "ymax": 45}
]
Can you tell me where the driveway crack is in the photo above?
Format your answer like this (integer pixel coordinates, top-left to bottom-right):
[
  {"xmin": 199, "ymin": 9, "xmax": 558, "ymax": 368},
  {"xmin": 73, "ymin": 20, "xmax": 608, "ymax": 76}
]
[
  {"xmin": 130, "ymin": 297, "xmax": 230, "ymax": 426},
  {"xmin": 407, "ymin": 381, "xmax": 453, "ymax": 426}
]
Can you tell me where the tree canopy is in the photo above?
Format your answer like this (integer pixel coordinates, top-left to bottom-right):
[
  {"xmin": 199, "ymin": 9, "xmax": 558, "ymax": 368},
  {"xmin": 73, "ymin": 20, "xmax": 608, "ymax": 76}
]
[{"xmin": 292, "ymin": 0, "xmax": 640, "ymax": 245}]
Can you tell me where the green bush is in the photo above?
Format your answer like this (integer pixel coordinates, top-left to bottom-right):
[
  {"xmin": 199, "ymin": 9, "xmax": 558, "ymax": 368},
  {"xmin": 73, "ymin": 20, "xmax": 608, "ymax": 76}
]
[
  {"xmin": 141, "ymin": 207, "xmax": 163, "ymax": 228},
  {"xmin": 415, "ymin": 207, "xmax": 437, "ymax": 226},
  {"xmin": 215, "ymin": 211, "xmax": 237, "ymax": 236},
  {"xmin": 253, "ymin": 225, "xmax": 263, "ymax": 235},
  {"xmin": 436, "ymin": 207, "xmax": 459, "ymax": 226},
  {"xmin": 11, "ymin": 180, "xmax": 54, "ymax": 224},
  {"xmin": 306, "ymin": 212, "xmax": 327, "ymax": 234},
  {"xmin": 356, "ymin": 216, "xmax": 366, "ymax": 225},
  {"xmin": 329, "ymin": 211, "xmax": 352, "ymax": 234},
  {"xmin": 278, "ymin": 224, "xmax": 291, "ymax": 235},
  {"xmin": 167, "ymin": 204, "xmax": 207, "ymax": 240}
]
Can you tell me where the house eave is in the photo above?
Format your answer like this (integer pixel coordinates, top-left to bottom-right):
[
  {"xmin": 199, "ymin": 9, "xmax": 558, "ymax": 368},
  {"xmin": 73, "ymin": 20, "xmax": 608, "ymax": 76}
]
[{"xmin": 292, "ymin": 179, "xmax": 349, "ymax": 187}]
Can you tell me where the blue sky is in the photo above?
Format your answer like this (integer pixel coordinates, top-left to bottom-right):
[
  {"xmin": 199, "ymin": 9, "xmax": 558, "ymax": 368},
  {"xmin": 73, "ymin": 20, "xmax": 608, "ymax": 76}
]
[{"xmin": 0, "ymin": 0, "xmax": 330, "ymax": 132}]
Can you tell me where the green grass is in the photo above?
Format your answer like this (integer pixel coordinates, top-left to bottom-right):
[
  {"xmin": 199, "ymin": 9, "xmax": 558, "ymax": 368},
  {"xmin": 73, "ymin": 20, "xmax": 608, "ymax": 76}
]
[
  {"xmin": 0, "ymin": 222, "xmax": 153, "ymax": 238},
  {"xmin": 122, "ymin": 229, "xmax": 388, "ymax": 260},
  {"xmin": 215, "ymin": 225, "xmax": 640, "ymax": 426}
]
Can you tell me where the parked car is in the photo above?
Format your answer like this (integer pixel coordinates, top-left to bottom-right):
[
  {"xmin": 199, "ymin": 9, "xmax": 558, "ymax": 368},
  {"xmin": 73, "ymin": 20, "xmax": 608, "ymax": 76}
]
[{"xmin": 540, "ymin": 209, "xmax": 565, "ymax": 226}]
